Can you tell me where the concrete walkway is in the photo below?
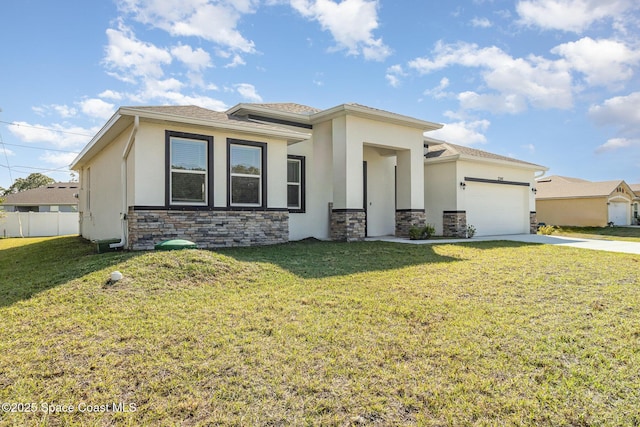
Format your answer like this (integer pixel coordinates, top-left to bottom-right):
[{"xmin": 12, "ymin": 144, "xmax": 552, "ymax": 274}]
[{"xmin": 367, "ymin": 234, "xmax": 640, "ymax": 255}]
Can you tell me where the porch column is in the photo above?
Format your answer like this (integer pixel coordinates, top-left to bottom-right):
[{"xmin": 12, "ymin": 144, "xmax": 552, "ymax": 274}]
[
  {"xmin": 330, "ymin": 116, "xmax": 365, "ymax": 241},
  {"xmin": 395, "ymin": 147, "xmax": 426, "ymax": 237}
]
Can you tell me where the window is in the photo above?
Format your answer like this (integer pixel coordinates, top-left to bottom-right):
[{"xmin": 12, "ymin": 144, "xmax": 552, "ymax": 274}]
[
  {"xmin": 287, "ymin": 155, "xmax": 305, "ymax": 212},
  {"xmin": 166, "ymin": 131, "xmax": 213, "ymax": 206},
  {"xmin": 228, "ymin": 139, "xmax": 266, "ymax": 207}
]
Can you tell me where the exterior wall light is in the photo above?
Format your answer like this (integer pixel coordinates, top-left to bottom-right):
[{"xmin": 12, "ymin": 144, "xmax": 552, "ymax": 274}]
[
  {"xmin": 531, "ymin": 187, "xmax": 537, "ymax": 194},
  {"xmin": 460, "ymin": 182, "xmax": 466, "ymax": 190}
]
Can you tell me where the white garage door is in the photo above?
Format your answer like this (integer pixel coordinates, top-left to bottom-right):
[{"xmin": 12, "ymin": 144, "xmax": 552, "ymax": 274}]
[
  {"xmin": 608, "ymin": 201, "xmax": 629, "ymax": 226},
  {"xmin": 466, "ymin": 182, "xmax": 529, "ymax": 236}
]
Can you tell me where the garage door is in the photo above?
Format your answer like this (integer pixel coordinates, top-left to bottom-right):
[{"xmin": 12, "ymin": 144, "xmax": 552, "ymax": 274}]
[
  {"xmin": 608, "ymin": 201, "xmax": 629, "ymax": 226},
  {"xmin": 465, "ymin": 182, "xmax": 529, "ymax": 236}
]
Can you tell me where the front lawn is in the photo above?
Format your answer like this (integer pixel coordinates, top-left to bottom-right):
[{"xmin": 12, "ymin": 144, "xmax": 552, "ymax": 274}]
[{"xmin": 1, "ymin": 236, "xmax": 639, "ymax": 426}]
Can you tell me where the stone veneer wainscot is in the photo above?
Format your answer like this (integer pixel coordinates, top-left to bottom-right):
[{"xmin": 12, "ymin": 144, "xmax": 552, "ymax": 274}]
[
  {"xmin": 395, "ymin": 210, "xmax": 427, "ymax": 238},
  {"xmin": 127, "ymin": 208, "xmax": 288, "ymax": 250},
  {"xmin": 443, "ymin": 210, "xmax": 467, "ymax": 238}
]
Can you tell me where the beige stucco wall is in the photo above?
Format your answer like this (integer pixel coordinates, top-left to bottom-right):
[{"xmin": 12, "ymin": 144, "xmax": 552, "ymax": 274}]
[
  {"xmin": 424, "ymin": 161, "xmax": 457, "ymax": 235},
  {"xmin": 78, "ymin": 126, "xmax": 129, "ymax": 241},
  {"xmin": 287, "ymin": 121, "xmax": 333, "ymax": 241},
  {"xmin": 132, "ymin": 121, "xmax": 289, "ymax": 208},
  {"xmin": 537, "ymin": 197, "xmax": 608, "ymax": 226}
]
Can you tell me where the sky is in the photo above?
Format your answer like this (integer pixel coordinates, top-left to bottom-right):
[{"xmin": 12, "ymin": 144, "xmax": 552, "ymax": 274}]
[{"xmin": 1, "ymin": 0, "xmax": 639, "ymax": 191}]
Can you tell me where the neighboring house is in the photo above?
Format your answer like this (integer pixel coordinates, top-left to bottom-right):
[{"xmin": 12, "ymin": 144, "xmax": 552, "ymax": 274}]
[
  {"xmin": 0, "ymin": 182, "xmax": 79, "ymax": 237},
  {"xmin": 630, "ymin": 184, "xmax": 640, "ymax": 224},
  {"xmin": 424, "ymin": 139, "xmax": 547, "ymax": 236},
  {"xmin": 70, "ymin": 103, "xmax": 546, "ymax": 250},
  {"xmin": 536, "ymin": 176, "xmax": 635, "ymax": 226}
]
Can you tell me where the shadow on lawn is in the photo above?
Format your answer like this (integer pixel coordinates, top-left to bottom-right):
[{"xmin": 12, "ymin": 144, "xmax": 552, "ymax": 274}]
[
  {"xmin": 219, "ymin": 239, "xmax": 469, "ymax": 279},
  {"xmin": 0, "ymin": 236, "xmax": 139, "ymax": 308}
]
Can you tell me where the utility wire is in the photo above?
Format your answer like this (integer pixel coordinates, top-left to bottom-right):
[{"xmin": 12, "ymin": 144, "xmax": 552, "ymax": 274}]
[
  {"xmin": 0, "ymin": 120, "xmax": 93, "ymax": 137},
  {"xmin": 0, "ymin": 141, "xmax": 80, "ymax": 154}
]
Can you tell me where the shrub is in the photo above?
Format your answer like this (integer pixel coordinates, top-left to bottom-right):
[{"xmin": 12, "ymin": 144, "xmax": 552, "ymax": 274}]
[
  {"xmin": 409, "ymin": 224, "xmax": 436, "ymax": 240},
  {"xmin": 538, "ymin": 225, "xmax": 556, "ymax": 235},
  {"xmin": 466, "ymin": 224, "xmax": 476, "ymax": 238}
]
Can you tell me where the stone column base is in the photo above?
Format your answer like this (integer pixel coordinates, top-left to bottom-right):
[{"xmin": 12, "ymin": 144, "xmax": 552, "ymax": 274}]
[
  {"xmin": 530, "ymin": 211, "xmax": 538, "ymax": 234},
  {"xmin": 443, "ymin": 211, "xmax": 467, "ymax": 238},
  {"xmin": 395, "ymin": 210, "xmax": 426, "ymax": 238},
  {"xmin": 330, "ymin": 209, "xmax": 365, "ymax": 242}
]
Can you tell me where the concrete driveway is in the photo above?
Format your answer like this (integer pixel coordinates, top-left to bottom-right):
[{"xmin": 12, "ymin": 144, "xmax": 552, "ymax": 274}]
[{"xmin": 368, "ymin": 234, "xmax": 640, "ymax": 255}]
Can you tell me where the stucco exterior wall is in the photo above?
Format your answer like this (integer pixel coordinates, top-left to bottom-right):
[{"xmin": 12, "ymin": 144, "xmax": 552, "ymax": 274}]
[
  {"xmin": 424, "ymin": 161, "xmax": 457, "ymax": 235},
  {"xmin": 537, "ymin": 197, "xmax": 608, "ymax": 226},
  {"xmin": 132, "ymin": 121, "xmax": 289, "ymax": 208},
  {"xmin": 287, "ymin": 121, "xmax": 333, "ymax": 241},
  {"xmin": 78, "ymin": 126, "xmax": 129, "ymax": 241}
]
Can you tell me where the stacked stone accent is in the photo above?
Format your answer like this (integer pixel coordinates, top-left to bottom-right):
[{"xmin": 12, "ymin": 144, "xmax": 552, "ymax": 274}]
[
  {"xmin": 530, "ymin": 211, "xmax": 538, "ymax": 234},
  {"xmin": 127, "ymin": 208, "xmax": 288, "ymax": 250},
  {"xmin": 330, "ymin": 209, "xmax": 366, "ymax": 242},
  {"xmin": 395, "ymin": 210, "xmax": 426, "ymax": 238},
  {"xmin": 443, "ymin": 211, "xmax": 467, "ymax": 238}
]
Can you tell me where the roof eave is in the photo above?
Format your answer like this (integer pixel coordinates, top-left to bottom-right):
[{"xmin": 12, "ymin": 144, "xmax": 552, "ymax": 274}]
[
  {"xmin": 311, "ymin": 104, "xmax": 443, "ymax": 131},
  {"xmin": 226, "ymin": 103, "xmax": 314, "ymax": 124}
]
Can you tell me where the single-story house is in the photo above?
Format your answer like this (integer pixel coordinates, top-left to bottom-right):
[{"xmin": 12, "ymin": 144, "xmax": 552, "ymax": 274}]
[
  {"xmin": 0, "ymin": 182, "xmax": 79, "ymax": 237},
  {"xmin": 535, "ymin": 176, "xmax": 635, "ymax": 226},
  {"xmin": 70, "ymin": 103, "xmax": 546, "ymax": 250},
  {"xmin": 1, "ymin": 182, "xmax": 79, "ymax": 212},
  {"xmin": 424, "ymin": 138, "xmax": 547, "ymax": 236}
]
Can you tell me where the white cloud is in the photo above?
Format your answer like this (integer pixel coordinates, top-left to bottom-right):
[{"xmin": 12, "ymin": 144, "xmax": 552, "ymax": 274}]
[
  {"xmin": 522, "ymin": 143, "xmax": 536, "ymax": 153},
  {"xmin": 104, "ymin": 22, "xmax": 172, "ymax": 81},
  {"xmin": 289, "ymin": 0, "xmax": 391, "ymax": 61},
  {"xmin": 424, "ymin": 77, "xmax": 451, "ymax": 99},
  {"xmin": 98, "ymin": 90, "xmax": 124, "ymax": 101},
  {"xmin": 551, "ymin": 37, "xmax": 640, "ymax": 88},
  {"xmin": 0, "ymin": 146, "xmax": 15, "ymax": 157},
  {"xmin": 471, "ymin": 17, "xmax": 492, "ymax": 28},
  {"xmin": 589, "ymin": 92, "xmax": 640, "ymax": 137},
  {"xmin": 7, "ymin": 122, "xmax": 97, "ymax": 149},
  {"xmin": 235, "ymin": 83, "xmax": 263, "ymax": 102},
  {"xmin": 40, "ymin": 151, "xmax": 80, "ymax": 167},
  {"xmin": 32, "ymin": 104, "xmax": 77, "ymax": 118},
  {"xmin": 516, "ymin": 0, "xmax": 636, "ymax": 33},
  {"xmin": 427, "ymin": 119, "xmax": 491, "ymax": 145},
  {"xmin": 224, "ymin": 54, "xmax": 246, "ymax": 68},
  {"xmin": 79, "ymin": 98, "xmax": 116, "ymax": 121},
  {"xmin": 409, "ymin": 41, "xmax": 574, "ymax": 113},
  {"xmin": 118, "ymin": 0, "xmax": 257, "ymax": 54},
  {"xmin": 595, "ymin": 138, "xmax": 639, "ymax": 153},
  {"xmin": 170, "ymin": 44, "xmax": 212, "ymax": 71},
  {"xmin": 385, "ymin": 64, "xmax": 406, "ymax": 88}
]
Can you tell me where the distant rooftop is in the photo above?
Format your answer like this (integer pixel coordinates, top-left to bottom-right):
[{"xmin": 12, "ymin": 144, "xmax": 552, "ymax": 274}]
[{"xmin": 2, "ymin": 182, "xmax": 79, "ymax": 205}]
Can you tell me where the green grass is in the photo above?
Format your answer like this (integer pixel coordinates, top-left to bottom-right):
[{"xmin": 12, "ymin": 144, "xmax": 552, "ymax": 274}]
[
  {"xmin": 549, "ymin": 226, "xmax": 640, "ymax": 242},
  {"xmin": 1, "ymin": 236, "xmax": 640, "ymax": 426}
]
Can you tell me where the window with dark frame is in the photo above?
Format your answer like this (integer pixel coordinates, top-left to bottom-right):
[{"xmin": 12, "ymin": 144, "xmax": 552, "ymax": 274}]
[
  {"xmin": 228, "ymin": 139, "xmax": 266, "ymax": 208},
  {"xmin": 287, "ymin": 155, "xmax": 305, "ymax": 212},
  {"xmin": 166, "ymin": 131, "xmax": 213, "ymax": 207}
]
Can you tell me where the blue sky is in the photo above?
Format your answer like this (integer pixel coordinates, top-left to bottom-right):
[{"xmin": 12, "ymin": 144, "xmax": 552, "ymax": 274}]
[{"xmin": 1, "ymin": 0, "xmax": 639, "ymax": 190}]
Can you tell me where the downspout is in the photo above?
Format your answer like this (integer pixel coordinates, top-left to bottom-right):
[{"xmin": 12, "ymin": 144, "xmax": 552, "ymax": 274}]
[{"xmin": 110, "ymin": 115, "xmax": 139, "ymax": 249}]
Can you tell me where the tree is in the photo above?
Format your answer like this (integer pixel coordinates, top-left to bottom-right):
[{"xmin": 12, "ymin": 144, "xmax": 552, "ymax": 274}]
[{"xmin": 3, "ymin": 173, "xmax": 55, "ymax": 195}]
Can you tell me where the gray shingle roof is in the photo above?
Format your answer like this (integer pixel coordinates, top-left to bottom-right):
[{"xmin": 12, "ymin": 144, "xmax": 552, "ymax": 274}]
[
  {"xmin": 424, "ymin": 142, "xmax": 544, "ymax": 168},
  {"xmin": 246, "ymin": 103, "xmax": 321, "ymax": 115},
  {"xmin": 124, "ymin": 105, "xmax": 312, "ymax": 135},
  {"xmin": 2, "ymin": 182, "xmax": 79, "ymax": 205}
]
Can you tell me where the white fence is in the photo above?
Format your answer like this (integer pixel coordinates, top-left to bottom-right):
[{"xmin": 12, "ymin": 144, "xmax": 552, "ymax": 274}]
[{"xmin": 0, "ymin": 212, "xmax": 79, "ymax": 237}]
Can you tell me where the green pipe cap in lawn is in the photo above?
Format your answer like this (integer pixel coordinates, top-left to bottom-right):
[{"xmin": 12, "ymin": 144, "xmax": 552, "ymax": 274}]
[{"xmin": 154, "ymin": 239, "xmax": 198, "ymax": 251}]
